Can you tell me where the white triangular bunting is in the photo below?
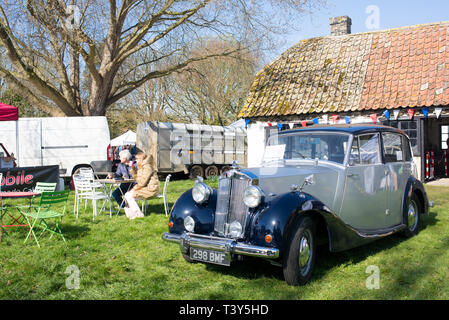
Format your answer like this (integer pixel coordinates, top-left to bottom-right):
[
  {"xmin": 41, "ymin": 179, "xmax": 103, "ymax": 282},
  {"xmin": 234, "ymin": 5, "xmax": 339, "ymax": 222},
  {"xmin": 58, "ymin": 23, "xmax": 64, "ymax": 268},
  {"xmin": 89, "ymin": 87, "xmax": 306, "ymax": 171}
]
[
  {"xmin": 435, "ymin": 107, "xmax": 442, "ymax": 119},
  {"xmin": 393, "ymin": 109, "xmax": 400, "ymax": 120},
  {"xmin": 289, "ymin": 123, "xmax": 294, "ymax": 129}
]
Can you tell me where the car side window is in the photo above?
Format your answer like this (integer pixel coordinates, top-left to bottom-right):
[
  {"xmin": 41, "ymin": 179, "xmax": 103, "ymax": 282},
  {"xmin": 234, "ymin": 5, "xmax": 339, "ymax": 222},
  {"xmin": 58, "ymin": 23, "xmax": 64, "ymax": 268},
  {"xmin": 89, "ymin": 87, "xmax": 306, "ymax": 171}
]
[
  {"xmin": 359, "ymin": 134, "xmax": 381, "ymax": 165},
  {"xmin": 402, "ymin": 136, "xmax": 412, "ymax": 161},
  {"xmin": 382, "ymin": 133, "xmax": 404, "ymax": 163},
  {"xmin": 349, "ymin": 136, "xmax": 361, "ymax": 165},
  {"xmin": 349, "ymin": 134, "xmax": 381, "ymax": 166}
]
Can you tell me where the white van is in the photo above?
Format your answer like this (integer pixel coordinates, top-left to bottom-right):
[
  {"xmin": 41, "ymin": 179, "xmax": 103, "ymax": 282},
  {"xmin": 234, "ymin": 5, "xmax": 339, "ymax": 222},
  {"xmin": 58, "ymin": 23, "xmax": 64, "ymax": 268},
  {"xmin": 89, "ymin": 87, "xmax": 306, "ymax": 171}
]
[{"xmin": 0, "ymin": 116, "xmax": 112, "ymax": 178}]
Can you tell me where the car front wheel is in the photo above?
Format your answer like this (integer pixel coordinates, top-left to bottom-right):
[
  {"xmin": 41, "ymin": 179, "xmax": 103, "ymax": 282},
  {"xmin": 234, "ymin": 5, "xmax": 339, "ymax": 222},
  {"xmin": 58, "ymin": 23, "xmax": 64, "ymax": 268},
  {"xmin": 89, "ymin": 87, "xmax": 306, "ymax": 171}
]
[{"xmin": 283, "ymin": 216, "xmax": 316, "ymax": 286}]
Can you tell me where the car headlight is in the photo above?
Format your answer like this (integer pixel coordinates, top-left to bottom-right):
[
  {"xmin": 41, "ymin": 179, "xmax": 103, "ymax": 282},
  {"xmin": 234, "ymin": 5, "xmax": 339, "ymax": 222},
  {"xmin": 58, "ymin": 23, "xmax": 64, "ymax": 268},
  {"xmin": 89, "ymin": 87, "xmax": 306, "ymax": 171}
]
[
  {"xmin": 192, "ymin": 182, "xmax": 211, "ymax": 204},
  {"xmin": 184, "ymin": 216, "xmax": 195, "ymax": 232},
  {"xmin": 229, "ymin": 221, "xmax": 243, "ymax": 238},
  {"xmin": 243, "ymin": 185, "xmax": 263, "ymax": 208}
]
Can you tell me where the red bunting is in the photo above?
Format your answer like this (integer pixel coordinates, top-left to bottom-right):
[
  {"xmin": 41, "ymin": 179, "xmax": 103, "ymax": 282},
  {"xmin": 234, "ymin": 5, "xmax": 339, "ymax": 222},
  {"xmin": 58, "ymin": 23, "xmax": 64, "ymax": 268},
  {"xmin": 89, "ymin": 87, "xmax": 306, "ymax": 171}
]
[
  {"xmin": 408, "ymin": 109, "xmax": 415, "ymax": 120},
  {"xmin": 370, "ymin": 113, "xmax": 377, "ymax": 124},
  {"xmin": 268, "ymin": 123, "xmax": 272, "ymax": 127},
  {"xmin": 331, "ymin": 115, "xmax": 340, "ymax": 124},
  {"xmin": 301, "ymin": 121, "xmax": 307, "ymax": 127}
]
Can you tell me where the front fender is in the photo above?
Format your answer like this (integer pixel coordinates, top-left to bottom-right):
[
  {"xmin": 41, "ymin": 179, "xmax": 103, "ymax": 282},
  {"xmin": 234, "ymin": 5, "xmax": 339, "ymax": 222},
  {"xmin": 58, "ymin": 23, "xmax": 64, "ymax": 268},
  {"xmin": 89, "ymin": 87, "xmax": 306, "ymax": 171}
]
[
  {"xmin": 168, "ymin": 188, "xmax": 217, "ymax": 235},
  {"xmin": 249, "ymin": 192, "xmax": 330, "ymax": 252}
]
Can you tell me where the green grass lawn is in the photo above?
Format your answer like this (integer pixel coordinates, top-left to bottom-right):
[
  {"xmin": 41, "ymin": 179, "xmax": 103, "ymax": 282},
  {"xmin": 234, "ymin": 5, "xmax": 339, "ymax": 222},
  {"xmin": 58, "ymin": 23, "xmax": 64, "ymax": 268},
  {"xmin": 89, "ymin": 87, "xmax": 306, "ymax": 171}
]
[{"xmin": 0, "ymin": 181, "xmax": 448, "ymax": 300}]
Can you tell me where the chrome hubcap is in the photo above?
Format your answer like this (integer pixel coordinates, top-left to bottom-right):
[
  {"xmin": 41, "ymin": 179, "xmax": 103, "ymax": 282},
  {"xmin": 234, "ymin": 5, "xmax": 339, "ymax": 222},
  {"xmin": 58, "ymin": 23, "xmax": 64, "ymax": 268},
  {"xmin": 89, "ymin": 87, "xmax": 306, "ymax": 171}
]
[
  {"xmin": 298, "ymin": 230, "xmax": 312, "ymax": 274},
  {"xmin": 408, "ymin": 200, "xmax": 418, "ymax": 230}
]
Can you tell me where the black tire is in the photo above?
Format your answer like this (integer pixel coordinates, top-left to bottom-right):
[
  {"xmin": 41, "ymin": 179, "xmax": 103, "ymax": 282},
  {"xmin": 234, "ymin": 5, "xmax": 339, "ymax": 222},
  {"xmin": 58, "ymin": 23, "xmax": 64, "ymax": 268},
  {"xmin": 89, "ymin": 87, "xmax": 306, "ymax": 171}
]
[
  {"xmin": 283, "ymin": 216, "xmax": 317, "ymax": 286},
  {"xmin": 72, "ymin": 165, "xmax": 91, "ymax": 177},
  {"xmin": 403, "ymin": 193, "xmax": 421, "ymax": 238},
  {"xmin": 220, "ymin": 165, "xmax": 231, "ymax": 175},
  {"xmin": 205, "ymin": 165, "xmax": 219, "ymax": 178},
  {"xmin": 189, "ymin": 165, "xmax": 204, "ymax": 180}
]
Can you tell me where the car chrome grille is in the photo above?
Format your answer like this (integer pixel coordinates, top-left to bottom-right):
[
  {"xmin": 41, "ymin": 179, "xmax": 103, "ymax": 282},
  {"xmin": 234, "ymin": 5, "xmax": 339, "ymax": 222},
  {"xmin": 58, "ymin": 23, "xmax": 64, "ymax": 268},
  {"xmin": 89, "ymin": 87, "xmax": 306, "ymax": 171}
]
[{"xmin": 214, "ymin": 175, "xmax": 251, "ymax": 238}]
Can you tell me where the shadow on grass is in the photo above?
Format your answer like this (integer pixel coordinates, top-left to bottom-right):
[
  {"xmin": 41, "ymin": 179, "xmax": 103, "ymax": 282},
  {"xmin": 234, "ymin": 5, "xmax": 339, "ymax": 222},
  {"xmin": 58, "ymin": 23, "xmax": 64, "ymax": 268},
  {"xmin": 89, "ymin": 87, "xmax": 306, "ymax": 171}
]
[
  {"xmin": 200, "ymin": 211, "xmax": 439, "ymax": 289},
  {"xmin": 61, "ymin": 224, "xmax": 91, "ymax": 240},
  {"xmin": 142, "ymin": 202, "xmax": 175, "ymax": 216}
]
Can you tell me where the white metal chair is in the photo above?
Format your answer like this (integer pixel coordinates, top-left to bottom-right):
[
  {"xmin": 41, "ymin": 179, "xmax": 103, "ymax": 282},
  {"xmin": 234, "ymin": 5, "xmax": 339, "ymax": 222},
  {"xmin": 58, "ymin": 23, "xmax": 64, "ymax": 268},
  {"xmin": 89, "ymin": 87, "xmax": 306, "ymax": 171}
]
[
  {"xmin": 73, "ymin": 174, "xmax": 110, "ymax": 220},
  {"xmin": 140, "ymin": 174, "xmax": 171, "ymax": 216},
  {"xmin": 78, "ymin": 167, "xmax": 103, "ymax": 190}
]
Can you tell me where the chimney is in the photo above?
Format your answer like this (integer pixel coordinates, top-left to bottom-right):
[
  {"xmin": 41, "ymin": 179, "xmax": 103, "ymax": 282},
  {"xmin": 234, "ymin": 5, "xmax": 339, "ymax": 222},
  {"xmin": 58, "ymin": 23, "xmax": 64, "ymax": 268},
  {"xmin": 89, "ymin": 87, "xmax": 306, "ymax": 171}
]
[{"xmin": 330, "ymin": 16, "xmax": 352, "ymax": 36}]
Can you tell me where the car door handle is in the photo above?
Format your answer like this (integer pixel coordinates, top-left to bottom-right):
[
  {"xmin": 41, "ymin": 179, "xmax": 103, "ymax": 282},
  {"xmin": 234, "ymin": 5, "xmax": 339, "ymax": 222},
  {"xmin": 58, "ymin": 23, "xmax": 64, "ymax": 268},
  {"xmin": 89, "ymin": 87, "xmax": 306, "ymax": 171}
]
[{"xmin": 347, "ymin": 173, "xmax": 359, "ymax": 179}]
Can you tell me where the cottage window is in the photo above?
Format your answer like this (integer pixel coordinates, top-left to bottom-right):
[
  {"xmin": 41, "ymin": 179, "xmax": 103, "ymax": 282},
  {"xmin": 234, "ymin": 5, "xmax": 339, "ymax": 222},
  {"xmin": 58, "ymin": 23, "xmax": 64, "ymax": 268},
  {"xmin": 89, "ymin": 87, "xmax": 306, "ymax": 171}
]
[{"xmin": 442, "ymin": 125, "xmax": 449, "ymax": 150}]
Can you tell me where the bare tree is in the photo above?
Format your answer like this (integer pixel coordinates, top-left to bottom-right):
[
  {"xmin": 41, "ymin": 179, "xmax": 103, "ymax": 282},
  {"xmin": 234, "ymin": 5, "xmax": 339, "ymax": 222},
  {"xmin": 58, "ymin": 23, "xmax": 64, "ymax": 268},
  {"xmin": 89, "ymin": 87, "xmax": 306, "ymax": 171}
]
[
  {"xmin": 160, "ymin": 38, "xmax": 258, "ymax": 125},
  {"xmin": 0, "ymin": 0, "xmax": 325, "ymax": 117}
]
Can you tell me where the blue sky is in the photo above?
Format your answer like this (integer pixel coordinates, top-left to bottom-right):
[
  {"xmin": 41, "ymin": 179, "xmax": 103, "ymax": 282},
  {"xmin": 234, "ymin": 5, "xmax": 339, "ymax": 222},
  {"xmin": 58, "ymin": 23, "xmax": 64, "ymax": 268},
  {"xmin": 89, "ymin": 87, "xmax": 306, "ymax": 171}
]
[{"xmin": 274, "ymin": 0, "xmax": 449, "ymax": 57}]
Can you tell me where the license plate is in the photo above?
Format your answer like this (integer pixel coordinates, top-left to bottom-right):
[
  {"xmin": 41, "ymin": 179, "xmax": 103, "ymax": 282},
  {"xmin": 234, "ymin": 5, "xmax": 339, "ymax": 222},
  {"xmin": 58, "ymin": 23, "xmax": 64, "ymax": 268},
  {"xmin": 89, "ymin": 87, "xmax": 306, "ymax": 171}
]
[{"xmin": 189, "ymin": 248, "xmax": 230, "ymax": 266}]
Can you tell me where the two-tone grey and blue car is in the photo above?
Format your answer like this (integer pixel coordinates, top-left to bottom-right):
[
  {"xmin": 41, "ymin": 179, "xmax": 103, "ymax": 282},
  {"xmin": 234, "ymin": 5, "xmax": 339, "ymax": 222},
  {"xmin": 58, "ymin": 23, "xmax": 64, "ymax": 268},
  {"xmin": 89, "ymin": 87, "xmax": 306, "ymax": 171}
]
[{"xmin": 162, "ymin": 124, "xmax": 430, "ymax": 286}]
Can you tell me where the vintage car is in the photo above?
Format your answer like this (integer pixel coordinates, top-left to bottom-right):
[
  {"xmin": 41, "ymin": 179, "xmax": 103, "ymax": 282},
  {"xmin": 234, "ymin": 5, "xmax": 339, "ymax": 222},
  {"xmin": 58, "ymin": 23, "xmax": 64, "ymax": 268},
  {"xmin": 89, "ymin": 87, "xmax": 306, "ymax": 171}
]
[{"xmin": 162, "ymin": 124, "xmax": 430, "ymax": 286}]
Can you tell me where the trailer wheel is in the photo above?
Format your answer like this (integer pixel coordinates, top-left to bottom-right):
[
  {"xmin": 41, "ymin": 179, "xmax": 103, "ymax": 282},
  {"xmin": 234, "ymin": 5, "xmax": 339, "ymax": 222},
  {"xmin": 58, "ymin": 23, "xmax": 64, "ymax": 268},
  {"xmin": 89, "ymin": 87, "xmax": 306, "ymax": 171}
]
[
  {"xmin": 220, "ymin": 165, "xmax": 231, "ymax": 175},
  {"xmin": 205, "ymin": 165, "xmax": 219, "ymax": 179},
  {"xmin": 189, "ymin": 165, "xmax": 204, "ymax": 179}
]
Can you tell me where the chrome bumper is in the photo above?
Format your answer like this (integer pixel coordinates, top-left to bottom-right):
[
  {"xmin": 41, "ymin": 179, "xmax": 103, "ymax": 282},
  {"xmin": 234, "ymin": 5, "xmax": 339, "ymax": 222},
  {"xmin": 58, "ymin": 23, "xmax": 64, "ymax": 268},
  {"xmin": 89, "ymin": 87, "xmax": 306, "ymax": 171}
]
[{"xmin": 162, "ymin": 232, "xmax": 280, "ymax": 260}]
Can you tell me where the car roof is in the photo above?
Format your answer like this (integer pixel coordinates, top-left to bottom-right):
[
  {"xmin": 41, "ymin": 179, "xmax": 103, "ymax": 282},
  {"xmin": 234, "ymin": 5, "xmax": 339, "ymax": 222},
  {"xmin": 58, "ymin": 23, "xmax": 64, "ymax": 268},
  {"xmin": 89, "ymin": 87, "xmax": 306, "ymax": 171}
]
[{"xmin": 278, "ymin": 124, "xmax": 407, "ymax": 136}]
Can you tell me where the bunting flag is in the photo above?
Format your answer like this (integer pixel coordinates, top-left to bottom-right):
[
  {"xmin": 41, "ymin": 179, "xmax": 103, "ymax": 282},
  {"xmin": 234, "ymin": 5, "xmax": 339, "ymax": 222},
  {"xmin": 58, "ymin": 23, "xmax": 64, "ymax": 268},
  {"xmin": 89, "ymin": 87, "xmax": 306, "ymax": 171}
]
[
  {"xmin": 313, "ymin": 118, "xmax": 319, "ymax": 125},
  {"xmin": 435, "ymin": 107, "xmax": 442, "ymax": 119},
  {"xmin": 331, "ymin": 115, "xmax": 339, "ymax": 124},
  {"xmin": 383, "ymin": 110, "xmax": 390, "ymax": 120},
  {"xmin": 393, "ymin": 109, "xmax": 400, "ymax": 120},
  {"xmin": 277, "ymin": 123, "xmax": 283, "ymax": 131},
  {"xmin": 301, "ymin": 121, "xmax": 307, "ymax": 127},
  {"xmin": 408, "ymin": 109, "xmax": 415, "ymax": 120},
  {"xmin": 245, "ymin": 119, "xmax": 250, "ymax": 129},
  {"xmin": 422, "ymin": 107, "xmax": 429, "ymax": 118},
  {"xmin": 322, "ymin": 115, "xmax": 329, "ymax": 123},
  {"xmin": 370, "ymin": 113, "xmax": 378, "ymax": 124},
  {"xmin": 289, "ymin": 123, "xmax": 294, "ymax": 129},
  {"xmin": 344, "ymin": 116, "xmax": 351, "ymax": 124},
  {"xmin": 267, "ymin": 122, "xmax": 272, "ymax": 127}
]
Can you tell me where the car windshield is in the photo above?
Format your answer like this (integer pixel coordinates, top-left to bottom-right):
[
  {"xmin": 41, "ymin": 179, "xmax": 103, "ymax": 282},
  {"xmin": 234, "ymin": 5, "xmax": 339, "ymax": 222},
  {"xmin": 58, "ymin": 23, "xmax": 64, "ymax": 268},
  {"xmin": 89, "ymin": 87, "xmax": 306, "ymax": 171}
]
[{"xmin": 265, "ymin": 132, "xmax": 350, "ymax": 165}]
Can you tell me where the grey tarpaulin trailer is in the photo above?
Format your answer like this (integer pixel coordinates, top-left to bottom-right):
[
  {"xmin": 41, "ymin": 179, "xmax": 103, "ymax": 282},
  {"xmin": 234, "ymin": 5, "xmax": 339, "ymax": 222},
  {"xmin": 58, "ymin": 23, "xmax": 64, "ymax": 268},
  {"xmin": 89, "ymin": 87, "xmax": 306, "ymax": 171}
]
[{"xmin": 136, "ymin": 121, "xmax": 247, "ymax": 178}]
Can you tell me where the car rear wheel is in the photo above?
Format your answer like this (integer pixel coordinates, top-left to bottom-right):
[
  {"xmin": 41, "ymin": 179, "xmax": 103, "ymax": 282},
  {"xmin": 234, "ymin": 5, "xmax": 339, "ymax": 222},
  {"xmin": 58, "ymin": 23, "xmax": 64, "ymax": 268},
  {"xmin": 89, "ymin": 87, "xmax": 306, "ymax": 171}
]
[
  {"xmin": 283, "ymin": 216, "xmax": 316, "ymax": 286},
  {"xmin": 403, "ymin": 193, "xmax": 421, "ymax": 238}
]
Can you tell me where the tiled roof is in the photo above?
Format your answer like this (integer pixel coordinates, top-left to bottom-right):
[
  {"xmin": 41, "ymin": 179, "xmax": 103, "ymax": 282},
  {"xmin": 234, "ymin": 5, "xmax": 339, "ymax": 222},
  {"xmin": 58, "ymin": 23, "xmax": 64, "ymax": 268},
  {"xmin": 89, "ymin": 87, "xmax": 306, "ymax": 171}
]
[{"xmin": 239, "ymin": 21, "xmax": 449, "ymax": 119}]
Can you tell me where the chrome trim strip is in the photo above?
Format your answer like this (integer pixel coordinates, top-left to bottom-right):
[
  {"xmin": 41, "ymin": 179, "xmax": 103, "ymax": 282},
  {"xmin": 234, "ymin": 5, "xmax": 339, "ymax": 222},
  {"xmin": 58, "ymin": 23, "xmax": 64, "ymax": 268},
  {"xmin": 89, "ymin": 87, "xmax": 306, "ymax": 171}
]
[{"xmin": 162, "ymin": 232, "xmax": 279, "ymax": 260}]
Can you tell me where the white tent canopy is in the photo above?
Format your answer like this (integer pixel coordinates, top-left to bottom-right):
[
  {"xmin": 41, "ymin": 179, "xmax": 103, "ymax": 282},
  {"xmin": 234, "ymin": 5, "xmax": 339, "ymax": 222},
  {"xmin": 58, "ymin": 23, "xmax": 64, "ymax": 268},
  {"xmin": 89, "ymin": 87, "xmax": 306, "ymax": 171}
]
[{"xmin": 110, "ymin": 130, "xmax": 136, "ymax": 147}]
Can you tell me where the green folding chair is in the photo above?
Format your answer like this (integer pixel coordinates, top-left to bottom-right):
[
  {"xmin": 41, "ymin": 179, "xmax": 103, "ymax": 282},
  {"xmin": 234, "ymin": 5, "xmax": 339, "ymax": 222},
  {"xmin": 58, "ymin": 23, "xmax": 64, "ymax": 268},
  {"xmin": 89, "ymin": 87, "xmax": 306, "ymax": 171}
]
[{"xmin": 18, "ymin": 190, "xmax": 70, "ymax": 247}]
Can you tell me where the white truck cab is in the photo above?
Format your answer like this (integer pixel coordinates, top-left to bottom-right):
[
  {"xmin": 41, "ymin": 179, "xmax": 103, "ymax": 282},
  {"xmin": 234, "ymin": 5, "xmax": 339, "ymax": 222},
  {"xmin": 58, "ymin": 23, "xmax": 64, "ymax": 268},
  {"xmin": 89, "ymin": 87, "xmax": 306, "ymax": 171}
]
[{"xmin": 0, "ymin": 116, "xmax": 112, "ymax": 178}]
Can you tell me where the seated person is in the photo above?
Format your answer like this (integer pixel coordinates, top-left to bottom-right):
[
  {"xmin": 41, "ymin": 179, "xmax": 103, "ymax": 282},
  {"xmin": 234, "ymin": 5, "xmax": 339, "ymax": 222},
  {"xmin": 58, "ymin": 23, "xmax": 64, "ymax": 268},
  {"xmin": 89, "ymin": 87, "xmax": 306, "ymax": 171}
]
[
  {"xmin": 123, "ymin": 151, "xmax": 160, "ymax": 220},
  {"xmin": 108, "ymin": 149, "xmax": 134, "ymax": 208}
]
